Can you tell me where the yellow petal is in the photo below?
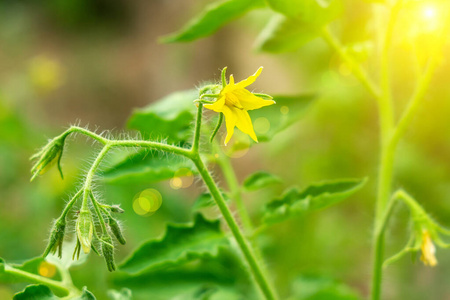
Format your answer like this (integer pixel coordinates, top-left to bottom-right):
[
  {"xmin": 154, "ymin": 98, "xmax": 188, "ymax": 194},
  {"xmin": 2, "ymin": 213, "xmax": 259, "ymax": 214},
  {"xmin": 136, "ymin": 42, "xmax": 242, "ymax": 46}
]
[
  {"xmin": 221, "ymin": 105, "xmax": 237, "ymax": 145},
  {"xmin": 229, "ymin": 74, "xmax": 235, "ymax": 85},
  {"xmin": 204, "ymin": 96, "xmax": 226, "ymax": 112},
  {"xmin": 231, "ymin": 89, "xmax": 275, "ymax": 111},
  {"xmin": 225, "ymin": 92, "xmax": 244, "ymax": 109},
  {"xmin": 234, "ymin": 108, "xmax": 258, "ymax": 143},
  {"xmin": 235, "ymin": 67, "xmax": 263, "ymax": 89},
  {"xmin": 420, "ymin": 230, "xmax": 438, "ymax": 267}
]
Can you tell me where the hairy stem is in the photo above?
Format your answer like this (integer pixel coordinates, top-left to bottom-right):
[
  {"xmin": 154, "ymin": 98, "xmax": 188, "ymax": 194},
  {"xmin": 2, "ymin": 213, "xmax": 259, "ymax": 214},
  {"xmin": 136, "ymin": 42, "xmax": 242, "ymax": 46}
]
[
  {"xmin": 192, "ymin": 154, "xmax": 278, "ymax": 300},
  {"xmin": 192, "ymin": 103, "xmax": 204, "ymax": 154},
  {"xmin": 81, "ymin": 145, "xmax": 111, "ymax": 210},
  {"xmin": 4, "ymin": 265, "xmax": 79, "ymax": 297},
  {"xmin": 215, "ymin": 148, "xmax": 254, "ymax": 232}
]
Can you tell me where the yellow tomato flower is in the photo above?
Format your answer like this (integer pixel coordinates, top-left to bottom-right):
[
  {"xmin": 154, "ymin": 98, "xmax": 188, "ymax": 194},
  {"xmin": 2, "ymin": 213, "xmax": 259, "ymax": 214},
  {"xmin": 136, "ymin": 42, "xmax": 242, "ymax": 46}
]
[
  {"xmin": 420, "ymin": 230, "xmax": 437, "ymax": 266},
  {"xmin": 204, "ymin": 67, "xmax": 275, "ymax": 145}
]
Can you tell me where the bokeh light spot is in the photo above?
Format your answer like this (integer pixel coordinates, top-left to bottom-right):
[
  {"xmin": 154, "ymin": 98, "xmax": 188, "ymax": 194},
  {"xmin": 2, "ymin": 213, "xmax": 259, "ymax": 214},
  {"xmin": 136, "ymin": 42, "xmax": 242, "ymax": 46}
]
[
  {"xmin": 254, "ymin": 117, "xmax": 271, "ymax": 134},
  {"xmin": 38, "ymin": 261, "xmax": 57, "ymax": 278},
  {"xmin": 133, "ymin": 188, "xmax": 162, "ymax": 216},
  {"xmin": 170, "ymin": 177, "xmax": 183, "ymax": 190},
  {"xmin": 170, "ymin": 168, "xmax": 194, "ymax": 189},
  {"xmin": 221, "ymin": 132, "xmax": 250, "ymax": 158},
  {"xmin": 280, "ymin": 106, "xmax": 289, "ymax": 115}
]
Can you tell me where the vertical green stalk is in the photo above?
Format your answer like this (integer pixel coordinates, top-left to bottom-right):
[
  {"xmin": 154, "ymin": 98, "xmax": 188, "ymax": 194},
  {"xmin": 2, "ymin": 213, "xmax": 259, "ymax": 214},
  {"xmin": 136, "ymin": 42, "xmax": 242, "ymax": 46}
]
[
  {"xmin": 190, "ymin": 105, "xmax": 278, "ymax": 300},
  {"xmin": 192, "ymin": 155, "xmax": 278, "ymax": 300},
  {"xmin": 81, "ymin": 145, "xmax": 111, "ymax": 210},
  {"xmin": 191, "ymin": 102, "xmax": 203, "ymax": 154},
  {"xmin": 214, "ymin": 143, "xmax": 254, "ymax": 232},
  {"xmin": 371, "ymin": 8, "xmax": 448, "ymax": 299}
]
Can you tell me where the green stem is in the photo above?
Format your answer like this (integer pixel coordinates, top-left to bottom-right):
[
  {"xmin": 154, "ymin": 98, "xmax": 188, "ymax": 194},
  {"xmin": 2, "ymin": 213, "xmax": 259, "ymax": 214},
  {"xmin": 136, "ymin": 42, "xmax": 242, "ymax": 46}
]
[
  {"xmin": 110, "ymin": 140, "xmax": 191, "ymax": 157},
  {"xmin": 391, "ymin": 52, "xmax": 443, "ymax": 149},
  {"xmin": 60, "ymin": 189, "xmax": 83, "ymax": 219},
  {"xmin": 370, "ymin": 9, "xmax": 448, "ymax": 299},
  {"xmin": 190, "ymin": 104, "xmax": 276, "ymax": 299},
  {"xmin": 379, "ymin": 0, "xmax": 403, "ymax": 138},
  {"xmin": 191, "ymin": 154, "xmax": 278, "ymax": 300},
  {"xmin": 215, "ymin": 147, "xmax": 254, "ymax": 232},
  {"xmin": 81, "ymin": 145, "xmax": 111, "ymax": 210},
  {"xmin": 192, "ymin": 103, "xmax": 204, "ymax": 154},
  {"xmin": 320, "ymin": 26, "xmax": 381, "ymax": 100},
  {"xmin": 64, "ymin": 126, "xmax": 108, "ymax": 145},
  {"xmin": 4, "ymin": 265, "xmax": 78, "ymax": 297}
]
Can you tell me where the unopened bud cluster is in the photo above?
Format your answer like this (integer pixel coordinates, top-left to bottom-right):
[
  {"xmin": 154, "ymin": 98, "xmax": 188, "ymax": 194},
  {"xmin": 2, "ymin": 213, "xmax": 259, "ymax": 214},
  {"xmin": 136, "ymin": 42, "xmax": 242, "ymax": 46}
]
[{"xmin": 30, "ymin": 134, "xmax": 66, "ymax": 181}]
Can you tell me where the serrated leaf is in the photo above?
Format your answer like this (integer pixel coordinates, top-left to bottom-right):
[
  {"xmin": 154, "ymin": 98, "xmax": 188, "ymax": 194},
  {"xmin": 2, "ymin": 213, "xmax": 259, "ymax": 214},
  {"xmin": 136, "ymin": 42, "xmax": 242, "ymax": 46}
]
[
  {"xmin": 113, "ymin": 248, "xmax": 252, "ymax": 300},
  {"xmin": 102, "ymin": 149, "xmax": 195, "ymax": 185},
  {"xmin": 13, "ymin": 285, "xmax": 96, "ymax": 300},
  {"xmin": 264, "ymin": 178, "xmax": 367, "ymax": 224},
  {"xmin": 161, "ymin": 0, "xmax": 266, "ymax": 43},
  {"xmin": 288, "ymin": 275, "xmax": 361, "ymax": 300},
  {"xmin": 257, "ymin": 1, "xmax": 342, "ymax": 53},
  {"xmin": 127, "ymin": 89, "xmax": 198, "ymax": 143},
  {"xmin": 119, "ymin": 214, "xmax": 229, "ymax": 274},
  {"xmin": 243, "ymin": 171, "xmax": 281, "ymax": 191},
  {"xmin": 250, "ymin": 94, "xmax": 315, "ymax": 142}
]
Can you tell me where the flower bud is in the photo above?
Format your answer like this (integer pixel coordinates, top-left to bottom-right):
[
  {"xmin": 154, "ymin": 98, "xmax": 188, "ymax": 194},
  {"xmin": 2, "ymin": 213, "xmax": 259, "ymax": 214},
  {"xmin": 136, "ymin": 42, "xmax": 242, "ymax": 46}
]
[
  {"xmin": 31, "ymin": 135, "xmax": 66, "ymax": 181},
  {"xmin": 43, "ymin": 218, "xmax": 66, "ymax": 258},
  {"xmin": 101, "ymin": 235, "xmax": 116, "ymax": 272},
  {"xmin": 108, "ymin": 216, "xmax": 126, "ymax": 245},
  {"xmin": 109, "ymin": 205, "xmax": 125, "ymax": 214},
  {"xmin": 420, "ymin": 230, "xmax": 438, "ymax": 266},
  {"xmin": 76, "ymin": 209, "xmax": 94, "ymax": 254}
]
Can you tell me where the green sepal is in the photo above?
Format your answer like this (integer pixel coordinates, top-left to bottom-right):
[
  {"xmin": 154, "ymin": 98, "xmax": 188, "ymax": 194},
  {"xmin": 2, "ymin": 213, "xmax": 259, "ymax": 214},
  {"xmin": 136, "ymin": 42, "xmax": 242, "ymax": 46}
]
[
  {"xmin": 43, "ymin": 218, "xmax": 66, "ymax": 259},
  {"xmin": 108, "ymin": 216, "xmax": 126, "ymax": 245},
  {"xmin": 101, "ymin": 235, "xmax": 116, "ymax": 272},
  {"xmin": 30, "ymin": 134, "xmax": 67, "ymax": 181}
]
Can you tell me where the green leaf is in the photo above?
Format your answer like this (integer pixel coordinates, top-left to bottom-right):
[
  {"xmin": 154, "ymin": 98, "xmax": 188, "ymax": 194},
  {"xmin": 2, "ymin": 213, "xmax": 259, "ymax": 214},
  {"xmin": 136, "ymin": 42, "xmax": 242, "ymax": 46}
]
[
  {"xmin": 113, "ymin": 248, "xmax": 252, "ymax": 300},
  {"xmin": 107, "ymin": 288, "xmax": 132, "ymax": 300},
  {"xmin": 13, "ymin": 285, "xmax": 96, "ymax": 300},
  {"xmin": 288, "ymin": 275, "xmax": 361, "ymax": 300},
  {"xmin": 160, "ymin": 0, "xmax": 266, "ymax": 43},
  {"xmin": 192, "ymin": 191, "xmax": 230, "ymax": 211},
  {"xmin": 250, "ymin": 94, "xmax": 316, "ymax": 142},
  {"xmin": 0, "ymin": 257, "xmax": 52, "ymax": 284},
  {"xmin": 13, "ymin": 285, "xmax": 58, "ymax": 300},
  {"xmin": 255, "ymin": 15, "xmax": 321, "ymax": 53},
  {"xmin": 265, "ymin": 0, "xmax": 342, "ymax": 21},
  {"xmin": 257, "ymin": 0, "xmax": 342, "ymax": 53},
  {"xmin": 102, "ymin": 149, "xmax": 195, "ymax": 185},
  {"xmin": 127, "ymin": 89, "xmax": 198, "ymax": 143},
  {"xmin": 119, "ymin": 214, "xmax": 229, "ymax": 274},
  {"xmin": 243, "ymin": 171, "xmax": 281, "ymax": 191},
  {"xmin": 264, "ymin": 178, "xmax": 367, "ymax": 224}
]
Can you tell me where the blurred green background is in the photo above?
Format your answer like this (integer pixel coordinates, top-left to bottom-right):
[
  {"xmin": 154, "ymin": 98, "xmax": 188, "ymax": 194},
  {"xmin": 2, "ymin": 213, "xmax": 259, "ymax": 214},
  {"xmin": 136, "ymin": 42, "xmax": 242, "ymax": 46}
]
[{"xmin": 1, "ymin": 0, "xmax": 450, "ymax": 299}]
